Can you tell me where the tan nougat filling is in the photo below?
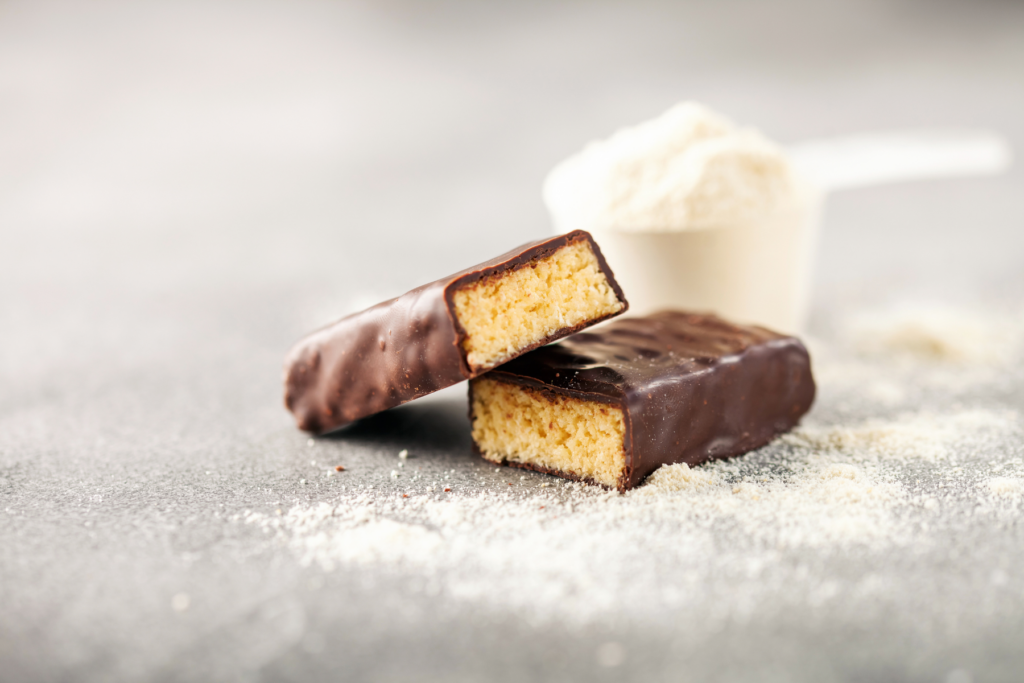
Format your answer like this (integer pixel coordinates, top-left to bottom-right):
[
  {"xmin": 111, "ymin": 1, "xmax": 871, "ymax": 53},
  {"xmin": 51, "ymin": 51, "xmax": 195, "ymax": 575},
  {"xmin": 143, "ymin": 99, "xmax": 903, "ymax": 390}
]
[
  {"xmin": 471, "ymin": 377, "xmax": 626, "ymax": 488},
  {"xmin": 452, "ymin": 240, "xmax": 623, "ymax": 372}
]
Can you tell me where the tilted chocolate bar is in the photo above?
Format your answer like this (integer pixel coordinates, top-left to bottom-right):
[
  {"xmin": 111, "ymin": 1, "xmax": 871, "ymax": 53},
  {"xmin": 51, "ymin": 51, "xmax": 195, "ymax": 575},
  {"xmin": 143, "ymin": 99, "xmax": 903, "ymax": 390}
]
[
  {"xmin": 469, "ymin": 311, "xmax": 815, "ymax": 491},
  {"xmin": 285, "ymin": 230, "xmax": 627, "ymax": 434}
]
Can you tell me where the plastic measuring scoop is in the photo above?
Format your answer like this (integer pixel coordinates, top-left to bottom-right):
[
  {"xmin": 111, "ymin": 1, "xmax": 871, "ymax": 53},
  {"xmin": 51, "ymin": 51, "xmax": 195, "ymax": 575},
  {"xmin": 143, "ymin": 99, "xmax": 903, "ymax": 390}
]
[
  {"xmin": 787, "ymin": 129, "xmax": 1011, "ymax": 191},
  {"xmin": 572, "ymin": 129, "xmax": 1012, "ymax": 333}
]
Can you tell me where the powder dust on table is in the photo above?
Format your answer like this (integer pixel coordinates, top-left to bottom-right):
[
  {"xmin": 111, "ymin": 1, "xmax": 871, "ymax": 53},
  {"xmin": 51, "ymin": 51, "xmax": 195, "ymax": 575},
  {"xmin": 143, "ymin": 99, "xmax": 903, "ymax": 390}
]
[{"xmin": 240, "ymin": 306, "xmax": 1024, "ymax": 625}]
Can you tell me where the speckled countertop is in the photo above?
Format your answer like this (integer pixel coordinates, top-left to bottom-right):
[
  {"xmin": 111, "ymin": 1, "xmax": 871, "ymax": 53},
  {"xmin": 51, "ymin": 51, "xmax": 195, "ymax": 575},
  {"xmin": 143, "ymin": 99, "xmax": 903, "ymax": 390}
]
[{"xmin": 3, "ymin": 1, "xmax": 1024, "ymax": 681}]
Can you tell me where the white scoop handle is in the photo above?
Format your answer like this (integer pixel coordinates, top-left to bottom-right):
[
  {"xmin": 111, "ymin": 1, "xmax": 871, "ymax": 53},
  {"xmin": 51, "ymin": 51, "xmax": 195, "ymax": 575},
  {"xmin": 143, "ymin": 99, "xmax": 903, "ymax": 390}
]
[{"xmin": 787, "ymin": 129, "xmax": 1012, "ymax": 192}]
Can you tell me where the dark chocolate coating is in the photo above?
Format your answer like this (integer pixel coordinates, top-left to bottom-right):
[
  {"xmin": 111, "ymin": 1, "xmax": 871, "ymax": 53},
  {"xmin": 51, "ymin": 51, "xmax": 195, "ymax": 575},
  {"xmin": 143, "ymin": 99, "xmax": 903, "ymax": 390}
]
[
  {"xmin": 284, "ymin": 230, "xmax": 627, "ymax": 434},
  {"xmin": 472, "ymin": 311, "xmax": 815, "ymax": 491}
]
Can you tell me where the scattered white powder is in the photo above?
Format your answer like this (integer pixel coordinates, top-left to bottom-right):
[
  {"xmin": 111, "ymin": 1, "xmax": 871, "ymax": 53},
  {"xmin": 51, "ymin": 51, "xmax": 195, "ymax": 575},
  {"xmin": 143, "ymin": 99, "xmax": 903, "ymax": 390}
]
[
  {"xmin": 986, "ymin": 477, "xmax": 1024, "ymax": 497},
  {"xmin": 808, "ymin": 306, "xmax": 1024, "ymax": 413},
  {"xmin": 543, "ymin": 102, "xmax": 800, "ymax": 232},
  {"xmin": 846, "ymin": 304, "xmax": 1022, "ymax": 364},
  {"xmin": 242, "ymin": 408, "xmax": 1022, "ymax": 624},
  {"xmin": 782, "ymin": 410, "xmax": 1015, "ymax": 462},
  {"xmin": 239, "ymin": 307, "xmax": 1024, "ymax": 625},
  {"xmin": 979, "ymin": 477, "xmax": 1024, "ymax": 520}
]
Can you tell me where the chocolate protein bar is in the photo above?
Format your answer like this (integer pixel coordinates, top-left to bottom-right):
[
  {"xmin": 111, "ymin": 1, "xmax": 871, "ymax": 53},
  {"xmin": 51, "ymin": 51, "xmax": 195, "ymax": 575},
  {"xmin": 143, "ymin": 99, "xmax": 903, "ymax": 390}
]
[
  {"xmin": 285, "ymin": 230, "xmax": 627, "ymax": 434},
  {"xmin": 469, "ymin": 311, "xmax": 815, "ymax": 491}
]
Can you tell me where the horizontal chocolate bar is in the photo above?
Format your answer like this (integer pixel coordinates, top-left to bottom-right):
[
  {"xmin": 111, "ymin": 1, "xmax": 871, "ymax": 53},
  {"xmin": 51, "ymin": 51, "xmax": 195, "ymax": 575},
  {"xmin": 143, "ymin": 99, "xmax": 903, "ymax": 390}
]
[
  {"xmin": 469, "ymin": 311, "xmax": 815, "ymax": 491},
  {"xmin": 285, "ymin": 230, "xmax": 627, "ymax": 434}
]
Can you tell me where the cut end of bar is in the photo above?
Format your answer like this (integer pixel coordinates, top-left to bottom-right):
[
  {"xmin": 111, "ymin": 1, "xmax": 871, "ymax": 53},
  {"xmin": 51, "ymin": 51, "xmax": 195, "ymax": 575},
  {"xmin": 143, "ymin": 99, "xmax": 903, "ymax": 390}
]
[
  {"xmin": 470, "ymin": 377, "xmax": 626, "ymax": 488},
  {"xmin": 453, "ymin": 238, "xmax": 624, "ymax": 373}
]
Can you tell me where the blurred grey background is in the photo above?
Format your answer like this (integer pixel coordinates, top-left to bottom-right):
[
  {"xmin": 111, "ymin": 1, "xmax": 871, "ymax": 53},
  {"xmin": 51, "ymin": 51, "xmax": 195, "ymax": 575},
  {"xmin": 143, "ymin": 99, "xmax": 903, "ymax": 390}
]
[{"xmin": 2, "ymin": 1, "xmax": 1023, "ymax": 681}]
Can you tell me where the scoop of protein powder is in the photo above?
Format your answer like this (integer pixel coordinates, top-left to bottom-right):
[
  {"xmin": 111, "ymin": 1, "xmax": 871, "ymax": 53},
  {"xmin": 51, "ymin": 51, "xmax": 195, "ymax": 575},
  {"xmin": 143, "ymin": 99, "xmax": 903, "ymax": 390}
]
[
  {"xmin": 544, "ymin": 102, "xmax": 1010, "ymax": 333},
  {"xmin": 543, "ymin": 102, "xmax": 819, "ymax": 333}
]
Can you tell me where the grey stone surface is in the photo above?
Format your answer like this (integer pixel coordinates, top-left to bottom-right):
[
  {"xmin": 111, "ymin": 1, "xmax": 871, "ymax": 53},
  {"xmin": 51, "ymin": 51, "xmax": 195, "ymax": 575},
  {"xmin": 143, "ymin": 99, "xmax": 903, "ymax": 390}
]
[{"xmin": 2, "ymin": 1, "xmax": 1023, "ymax": 681}]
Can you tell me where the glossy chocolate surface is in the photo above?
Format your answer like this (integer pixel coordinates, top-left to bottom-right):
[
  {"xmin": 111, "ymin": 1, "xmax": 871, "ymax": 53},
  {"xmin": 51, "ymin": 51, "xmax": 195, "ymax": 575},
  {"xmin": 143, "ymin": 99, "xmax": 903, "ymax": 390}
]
[
  {"xmin": 284, "ymin": 230, "xmax": 626, "ymax": 434},
  {"xmin": 475, "ymin": 311, "xmax": 816, "ymax": 490}
]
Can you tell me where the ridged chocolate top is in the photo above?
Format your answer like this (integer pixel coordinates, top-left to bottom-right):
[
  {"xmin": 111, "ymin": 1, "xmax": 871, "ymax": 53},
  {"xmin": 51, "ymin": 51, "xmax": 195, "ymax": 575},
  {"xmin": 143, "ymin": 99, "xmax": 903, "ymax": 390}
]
[
  {"xmin": 284, "ymin": 230, "xmax": 626, "ymax": 434},
  {"xmin": 479, "ymin": 311, "xmax": 816, "ymax": 490}
]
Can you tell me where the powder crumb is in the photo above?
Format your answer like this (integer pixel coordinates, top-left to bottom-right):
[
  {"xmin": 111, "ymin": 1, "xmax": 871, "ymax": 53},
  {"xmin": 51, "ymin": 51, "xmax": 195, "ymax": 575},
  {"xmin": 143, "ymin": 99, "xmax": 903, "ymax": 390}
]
[
  {"xmin": 782, "ymin": 410, "xmax": 1015, "ymax": 463},
  {"xmin": 986, "ymin": 477, "xmax": 1023, "ymax": 497},
  {"xmin": 636, "ymin": 462, "xmax": 721, "ymax": 494},
  {"xmin": 864, "ymin": 379, "xmax": 907, "ymax": 406},
  {"xmin": 242, "ymin": 408, "xmax": 1021, "ymax": 624},
  {"xmin": 847, "ymin": 304, "xmax": 1022, "ymax": 364}
]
